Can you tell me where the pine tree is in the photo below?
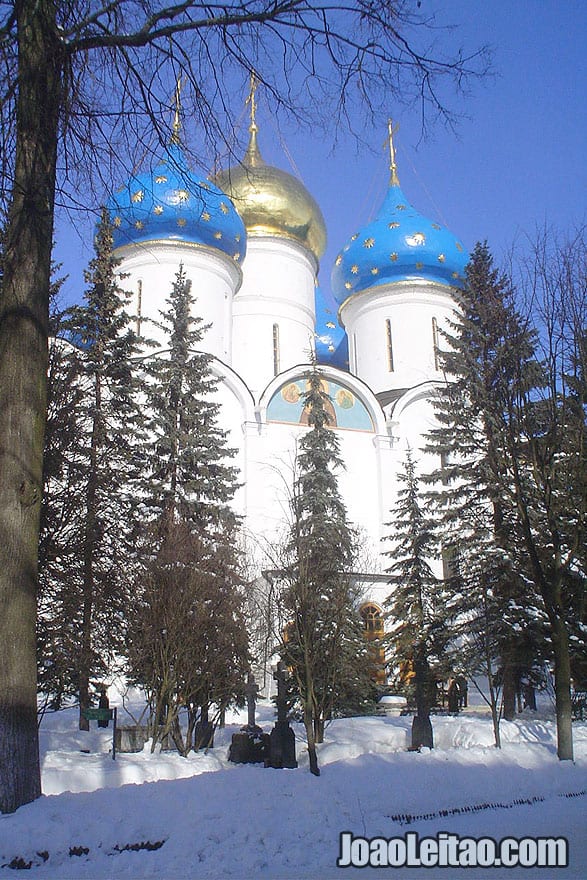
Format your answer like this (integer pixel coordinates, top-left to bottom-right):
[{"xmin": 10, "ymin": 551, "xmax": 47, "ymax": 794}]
[
  {"xmin": 127, "ymin": 265, "xmax": 248, "ymax": 753},
  {"xmin": 279, "ymin": 362, "xmax": 373, "ymax": 776},
  {"xmin": 384, "ymin": 449, "xmax": 448, "ymax": 740},
  {"xmin": 39, "ymin": 209, "xmax": 143, "ymax": 727}
]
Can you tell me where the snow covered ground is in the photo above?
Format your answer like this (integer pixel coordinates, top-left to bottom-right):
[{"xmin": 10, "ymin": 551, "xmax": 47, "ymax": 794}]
[{"xmin": 1, "ymin": 694, "xmax": 586, "ymax": 879}]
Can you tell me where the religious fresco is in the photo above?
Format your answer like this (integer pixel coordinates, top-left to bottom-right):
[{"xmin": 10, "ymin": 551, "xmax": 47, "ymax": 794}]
[{"xmin": 266, "ymin": 377, "xmax": 374, "ymax": 432}]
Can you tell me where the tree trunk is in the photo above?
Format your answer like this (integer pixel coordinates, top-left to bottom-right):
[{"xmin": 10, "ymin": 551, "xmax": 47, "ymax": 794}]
[
  {"xmin": 0, "ymin": 0, "xmax": 64, "ymax": 813},
  {"xmin": 551, "ymin": 615, "xmax": 573, "ymax": 761},
  {"xmin": 501, "ymin": 655, "xmax": 517, "ymax": 722},
  {"xmin": 304, "ymin": 711, "xmax": 320, "ymax": 776},
  {"xmin": 79, "ymin": 371, "xmax": 103, "ymax": 730}
]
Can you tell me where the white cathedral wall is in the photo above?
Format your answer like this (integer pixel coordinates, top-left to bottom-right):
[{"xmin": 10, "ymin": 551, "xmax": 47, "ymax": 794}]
[
  {"xmin": 114, "ymin": 241, "xmax": 241, "ymax": 361},
  {"xmin": 231, "ymin": 237, "xmax": 318, "ymax": 397},
  {"xmin": 341, "ymin": 280, "xmax": 457, "ymax": 394}
]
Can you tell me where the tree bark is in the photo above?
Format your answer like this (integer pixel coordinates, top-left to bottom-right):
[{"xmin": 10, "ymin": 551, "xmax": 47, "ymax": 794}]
[
  {"xmin": 304, "ymin": 712, "xmax": 320, "ymax": 777},
  {"xmin": 551, "ymin": 615, "xmax": 574, "ymax": 761},
  {"xmin": 0, "ymin": 0, "xmax": 64, "ymax": 812}
]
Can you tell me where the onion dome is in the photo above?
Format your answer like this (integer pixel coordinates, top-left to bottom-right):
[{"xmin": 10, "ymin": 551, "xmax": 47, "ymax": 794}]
[
  {"xmin": 107, "ymin": 142, "xmax": 246, "ymax": 264},
  {"xmin": 215, "ymin": 123, "xmax": 327, "ymax": 263},
  {"xmin": 331, "ymin": 128, "xmax": 468, "ymax": 306}
]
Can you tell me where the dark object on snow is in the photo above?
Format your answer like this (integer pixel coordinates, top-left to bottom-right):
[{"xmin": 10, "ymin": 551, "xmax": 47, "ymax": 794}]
[
  {"xmin": 265, "ymin": 661, "xmax": 297, "ymax": 769},
  {"xmin": 195, "ymin": 705, "xmax": 214, "ymax": 750},
  {"xmin": 447, "ymin": 678, "xmax": 460, "ymax": 714},
  {"xmin": 228, "ymin": 673, "xmax": 268, "ymax": 764},
  {"xmin": 455, "ymin": 675, "xmax": 468, "ymax": 708},
  {"xmin": 411, "ymin": 714, "xmax": 434, "ymax": 750},
  {"xmin": 97, "ymin": 689, "xmax": 110, "ymax": 727},
  {"xmin": 228, "ymin": 730, "xmax": 269, "ymax": 764}
]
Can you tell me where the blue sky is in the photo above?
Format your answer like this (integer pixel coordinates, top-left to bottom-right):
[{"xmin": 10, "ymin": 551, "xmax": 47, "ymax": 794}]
[{"xmin": 54, "ymin": 0, "xmax": 586, "ymax": 315}]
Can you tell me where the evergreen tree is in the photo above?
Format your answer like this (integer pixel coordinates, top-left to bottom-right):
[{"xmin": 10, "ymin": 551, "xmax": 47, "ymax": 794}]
[
  {"xmin": 127, "ymin": 265, "xmax": 248, "ymax": 752},
  {"xmin": 279, "ymin": 362, "xmax": 373, "ymax": 776},
  {"xmin": 384, "ymin": 449, "xmax": 448, "ymax": 734},
  {"xmin": 37, "ymin": 287, "xmax": 87, "ymax": 710},
  {"xmin": 428, "ymin": 241, "xmax": 579, "ymax": 759},
  {"xmin": 39, "ymin": 209, "xmax": 142, "ymax": 727}
]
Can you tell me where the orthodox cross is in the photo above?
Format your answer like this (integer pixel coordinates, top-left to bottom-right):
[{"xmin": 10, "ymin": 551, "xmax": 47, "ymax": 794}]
[
  {"xmin": 386, "ymin": 118, "xmax": 400, "ymax": 185},
  {"xmin": 171, "ymin": 76, "xmax": 183, "ymax": 144},
  {"xmin": 246, "ymin": 70, "xmax": 259, "ymax": 132}
]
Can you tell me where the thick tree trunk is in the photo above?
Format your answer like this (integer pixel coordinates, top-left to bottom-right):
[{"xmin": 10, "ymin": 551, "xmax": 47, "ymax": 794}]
[
  {"xmin": 0, "ymin": 0, "xmax": 64, "ymax": 813},
  {"xmin": 0, "ymin": 0, "xmax": 63, "ymax": 812},
  {"xmin": 501, "ymin": 655, "xmax": 517, "ymax": 722},
  {"xmin": 551, "ymin": 616, "xmax": 573, "ymax": 761}
]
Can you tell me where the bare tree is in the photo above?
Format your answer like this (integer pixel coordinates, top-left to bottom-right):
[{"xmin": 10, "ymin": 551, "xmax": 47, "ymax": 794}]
[{"xmin": 0, "ymin": 0, "xmax": 487, "ymax": 812}]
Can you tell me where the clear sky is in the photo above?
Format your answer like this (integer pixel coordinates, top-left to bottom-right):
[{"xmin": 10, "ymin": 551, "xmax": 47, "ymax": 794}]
[{"xmin": 53, "ymin": 0, "xmax": 586, "ymax": 314}]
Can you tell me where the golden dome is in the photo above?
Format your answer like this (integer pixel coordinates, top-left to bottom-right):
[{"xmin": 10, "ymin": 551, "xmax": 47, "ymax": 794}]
[{"xmin": 215, "ymin": 126, "xmax": 327, "ymax": 262}]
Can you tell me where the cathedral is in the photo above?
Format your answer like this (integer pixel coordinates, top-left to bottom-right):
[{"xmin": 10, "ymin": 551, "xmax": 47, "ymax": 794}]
[{"xmin": 106, "ymin": 89, "xmax": 469, "ymax": 656}]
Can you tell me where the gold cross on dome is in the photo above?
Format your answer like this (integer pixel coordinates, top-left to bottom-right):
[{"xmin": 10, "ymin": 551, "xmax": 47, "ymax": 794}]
[
  {"xmin": 171, "ymin": 76, "xmax": 183, "ymax": 144},
  {"xmin": 246, "ymin": 70, "xmax": 259, "ymax": 131},
  {"xmin": 386, "ymin": 118, "xmax": 400, "ymax": 185}
]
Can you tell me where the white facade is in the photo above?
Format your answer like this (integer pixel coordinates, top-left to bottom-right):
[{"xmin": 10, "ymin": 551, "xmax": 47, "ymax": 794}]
[{"xmin": 110, "ymin": 138, "xmax": 467, "ymax": 655}]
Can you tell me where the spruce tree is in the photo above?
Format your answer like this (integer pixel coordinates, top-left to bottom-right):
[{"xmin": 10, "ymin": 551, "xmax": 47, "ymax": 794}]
[
  {"xmin": 40, "ymin": 209, "xmax": 142, "ymax": 727},
  {"xmin": 127, "ymin": 265, "xmax": 248, "ymax": 752},
  {"xmin": 384, "ymin": 449, "xmax": 448, "ymax": 744},
  {"xmin": 428, "ymin": 241, "xmax": 576, "ymax": 758},
  {"xmin": 279, "ymin": 361, "xmax": 373, "ymax": 776}
]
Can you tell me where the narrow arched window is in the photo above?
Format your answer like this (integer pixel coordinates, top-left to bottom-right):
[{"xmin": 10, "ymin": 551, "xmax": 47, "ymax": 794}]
[
  {"xmin": 432, "ymin": 317, "xmax": 440, "ymax": 370},
  {"xmin": 386, "ymin": 319, "xmax": 394, "ymax": 372},
  {"xmin": 272, "ymin": 323, "xmax": 280, "ymax": 376}
]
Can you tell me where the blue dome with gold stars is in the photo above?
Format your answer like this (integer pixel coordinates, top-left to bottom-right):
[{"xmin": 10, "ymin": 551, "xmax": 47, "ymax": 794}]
[
  {"xmin": 107, "ymin": 143, "xmax": 246, "ymax": 263},
  {"xmin": 331, "ymin": 178, "xmax": 468, "ymax": 307}
]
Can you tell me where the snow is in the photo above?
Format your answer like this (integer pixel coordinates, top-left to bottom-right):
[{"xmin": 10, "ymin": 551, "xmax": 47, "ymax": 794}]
[{"xmin": 1, "ymin": 696, "xmax": 586, "ymax": 879}]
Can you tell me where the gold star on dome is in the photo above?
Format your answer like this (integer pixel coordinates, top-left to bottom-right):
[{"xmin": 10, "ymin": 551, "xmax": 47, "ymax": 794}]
[
  {"xmin": 155, "ymin": 175, "xmax": 167, "ymax": 184},
  {"xmin": 390, "ymin": 252, "xmax": 398, "ymax": 261},
  {"xmin": 345, "ymin": 281, "xmax": 352, "ymax": 289},
  {"xmin": 131, "ymin": 190, "xmax": 144, "ymax": 203},
  {"xmin": 438, "ymin": 254, "xmax": 446, "ymax": 262},
  {"xmin": 134, "ymin": 220, "xmax": 144, "ymax": 230},
  {"xmin": 363, "ymin": 237, "xmax": 375, "ymax": 248},
  {"xmin": 113, "ymin": 216, "xmax": 122, "ymax": 227},
  {"xmin": 396, "ymin": 204, "xmax": 406, "ymax": 211},
  {"xmin": 235, "ymin": 234, "xmax": 241, "ymax": 242},
  {"xmin": 388, "ymin": 222, "xmax": 400, "ymax": 229},
  {"xmin": 220, "ymin": 202, "xmax": 229, "ymax": 214},
  {"xmin": 326, "ymin": 321, "xmax": 335, "ymax": 329},
  {"xmin": 351, "ymin": 265, "xmax": 359, "ymax": 274},
  {"xmin": 452, "ymin": 271, "xmax": 459, "ymax": 279},
  {"xmin": 177, "ymin": 218, "xmax": 186, "ymax": 227},
  {"xmin": 214, "ymin": 231, "xmax": 222, "ymax": 239},
  {"xmin": 201, "ymin": 212, "xmax": 211, "ymax": 222},
  {"xmin": 415, "ymin": 261, "xmax": 423, "ymax": 269},
  {"xmin": 335, "ymin": 254, "xmax": 342, "ymax": 266},
  {"xmin": 201, "ymin": 181, "xmax": 210, "ymax": 190},
  {"xmin": 350, "ymin": 233, "xmax": 358, "ymax": 241},
  {"xmin": 371, "ymin": 267, "xmax": 379, "ymax": 275},
  {"xmin": 233, "ymin": 252, "xmax": 241, "ymax": 260},
  {"xmin": 153, "ymin": 205, "xmax": 163, "ymax": 215},
  {"xmin": 176, "ymin": 189, "xmax": 189, "ymax": 202}
]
